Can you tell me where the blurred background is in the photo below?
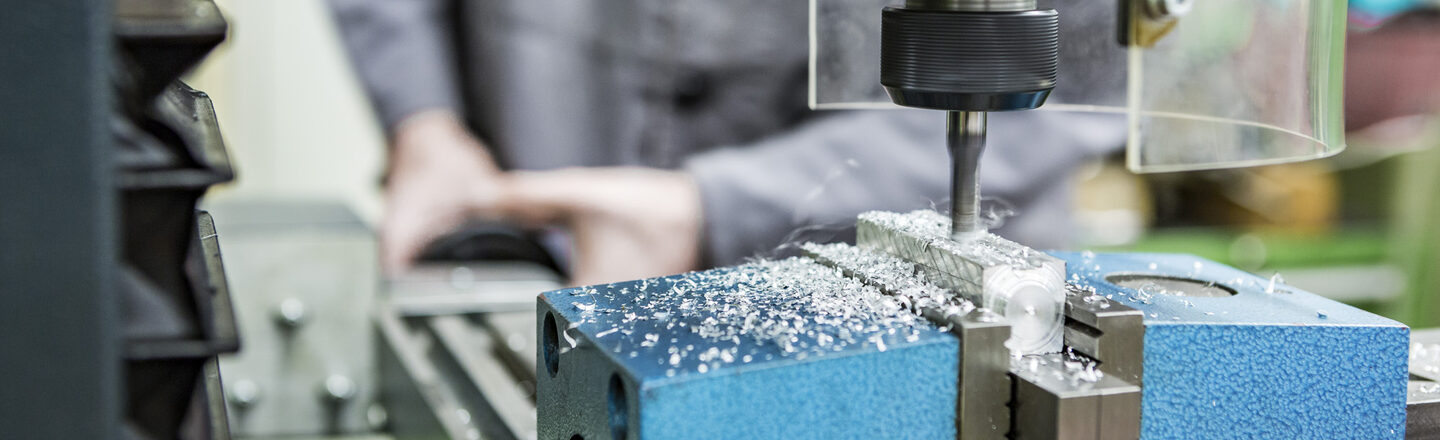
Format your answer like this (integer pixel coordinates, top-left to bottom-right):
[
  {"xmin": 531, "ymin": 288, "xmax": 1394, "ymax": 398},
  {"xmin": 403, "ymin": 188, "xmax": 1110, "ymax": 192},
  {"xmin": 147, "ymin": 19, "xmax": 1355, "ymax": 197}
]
[
  {"xmin": 187, "ymin": 0, "xmax": 1440, "ymax": 327},
  {"xmin": 1, "ymin": 0, "xmax": 1435, "ymax": 438},
  {"xmin": 138, "ymin": 1, "xmax": 1440, "ymax": 438},
  {"xmin": 189, "ymin": 0, "xmax": 384, "ymax": 220}
]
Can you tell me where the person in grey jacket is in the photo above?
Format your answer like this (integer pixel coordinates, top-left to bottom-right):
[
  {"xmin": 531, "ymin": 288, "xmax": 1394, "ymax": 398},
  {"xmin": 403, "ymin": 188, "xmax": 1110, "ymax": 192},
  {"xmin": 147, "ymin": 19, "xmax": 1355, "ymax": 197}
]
[{"xmin": 327, "ymin": 0, "xmax": 1125, "ymax": 285}]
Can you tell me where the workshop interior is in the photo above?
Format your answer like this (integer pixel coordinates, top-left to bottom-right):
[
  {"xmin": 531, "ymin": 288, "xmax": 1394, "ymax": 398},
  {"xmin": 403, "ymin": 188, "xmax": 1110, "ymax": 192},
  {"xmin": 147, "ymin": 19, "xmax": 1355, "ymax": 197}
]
[{"xmin": 4, "ymin": 0, "xmax": 1440, "ymax": 439}]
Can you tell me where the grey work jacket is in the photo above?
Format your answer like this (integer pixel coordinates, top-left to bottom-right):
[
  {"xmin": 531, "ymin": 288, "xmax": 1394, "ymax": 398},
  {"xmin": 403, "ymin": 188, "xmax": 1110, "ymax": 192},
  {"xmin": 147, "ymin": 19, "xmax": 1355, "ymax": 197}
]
[{"xmin": 328, "ymin": 0, "xmax": 1126, "ymax": 266}]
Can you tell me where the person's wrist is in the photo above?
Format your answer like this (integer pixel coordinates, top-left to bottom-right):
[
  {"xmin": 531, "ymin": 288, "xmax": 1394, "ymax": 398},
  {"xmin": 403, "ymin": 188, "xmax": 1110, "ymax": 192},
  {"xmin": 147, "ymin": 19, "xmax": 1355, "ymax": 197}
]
[
  {"xmin": 393, "ymin": 109, "xmax": 465, "ymax": 142},
  {"xmin": 390, "ymin": 110, "xmax": 491, "ymax": 168},
  {"xmin": 394, "ymin": 110, "xmax": 466, "ymax": 153}
]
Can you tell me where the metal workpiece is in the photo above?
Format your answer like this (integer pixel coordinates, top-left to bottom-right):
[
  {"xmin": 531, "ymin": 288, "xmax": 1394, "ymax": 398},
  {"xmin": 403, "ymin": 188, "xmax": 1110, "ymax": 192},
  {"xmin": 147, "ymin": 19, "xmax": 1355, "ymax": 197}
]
[
  {"xmin": 949, "ymin": 111, "xmax": 988, "ymax": 236},
  {"xmin": 858, "ymin": 210, "xmax": 1066, "ymax": 356},
  {"xmin": 1410, "ymin": 380, "xmax": 1440, "ymax": 439},
  {"xmin": 799, "ymin": 242, "xmax": 974, "ymax": 317},
  {"xmin": 801, "ymin": 242, "xmax": 1010, "ymax": 440},
  {"xmin": 1062, "ymin": 286, "xmax": 1145, "ymax": 386},
  {"xmin": 1009, "ymin": 354, "xmax": 1141, "ymax": 440}
]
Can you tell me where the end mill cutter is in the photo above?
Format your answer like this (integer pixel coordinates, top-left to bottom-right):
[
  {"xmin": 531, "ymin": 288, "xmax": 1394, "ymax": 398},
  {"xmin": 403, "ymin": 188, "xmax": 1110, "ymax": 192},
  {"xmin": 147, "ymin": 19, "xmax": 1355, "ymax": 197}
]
[{"xmin": 880, "ymin": 0, "xmax": 1060, "ymax": 238}]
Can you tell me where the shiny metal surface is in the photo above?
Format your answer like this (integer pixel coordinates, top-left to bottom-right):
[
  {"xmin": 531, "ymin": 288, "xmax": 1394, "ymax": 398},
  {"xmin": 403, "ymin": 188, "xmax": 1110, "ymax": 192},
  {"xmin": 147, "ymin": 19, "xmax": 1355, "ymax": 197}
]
[
  {"xmin": 807, "ymin": 238, "xmax": 1141, "ymax": 439},
  {"xmin": 857, "ymin": 211, "xmax": 1067, "ymax": 355},
  {"xmin": 1010, "ymin": 355, "xmax": 1141, "ymax": 440},
  {"xmin": 951, "ymin": 310, "xmax": 1013, "ymax": 440},
  {"xmin": 949, "ymin": 111, "xmax": 988, "ymax": 236},
  {"xmin": 1063, "ymin": 293, "xmax": 1145, "ymax": 386}
]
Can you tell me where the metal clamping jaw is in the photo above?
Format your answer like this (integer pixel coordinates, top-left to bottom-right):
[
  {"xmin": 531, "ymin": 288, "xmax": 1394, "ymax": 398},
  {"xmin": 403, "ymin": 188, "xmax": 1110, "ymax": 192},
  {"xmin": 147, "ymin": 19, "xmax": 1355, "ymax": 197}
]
[{"xmin": 817, "ymin": 210, "xmax": 1144, "ymax": 439}]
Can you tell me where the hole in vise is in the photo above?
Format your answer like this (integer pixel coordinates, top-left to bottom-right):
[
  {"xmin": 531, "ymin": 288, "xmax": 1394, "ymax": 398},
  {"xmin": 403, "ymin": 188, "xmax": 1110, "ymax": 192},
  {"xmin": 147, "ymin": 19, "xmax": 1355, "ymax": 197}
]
[
  {"xmin": 607, "ymin": 374, "xmax": 629, "ymax": 440},
  {"xmin": 543, "ymin": 312, "xmax": 560, "ymax": 377},
  {"xmin": 1105, "ymin": 273, "xmax": 1237, "ymax": 298}
]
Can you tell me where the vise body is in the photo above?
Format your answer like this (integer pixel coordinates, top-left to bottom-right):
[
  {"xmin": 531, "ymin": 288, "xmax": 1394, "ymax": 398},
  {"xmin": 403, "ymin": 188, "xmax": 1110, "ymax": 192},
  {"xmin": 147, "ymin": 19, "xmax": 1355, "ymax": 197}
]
[{"xmin": 537, "ymin": 211, "xmax": 1409, "ymax": 439}]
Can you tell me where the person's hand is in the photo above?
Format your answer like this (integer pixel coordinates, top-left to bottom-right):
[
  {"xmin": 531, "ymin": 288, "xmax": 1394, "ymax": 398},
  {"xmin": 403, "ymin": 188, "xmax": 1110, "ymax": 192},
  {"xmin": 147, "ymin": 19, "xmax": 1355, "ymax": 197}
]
[
  {"xmin": 496, "ymin": 167, "xmax": 703, "ymax": 286},
  {"xmin": 382, "ymin": 111, "xmax": 503, "ymax": 274}
]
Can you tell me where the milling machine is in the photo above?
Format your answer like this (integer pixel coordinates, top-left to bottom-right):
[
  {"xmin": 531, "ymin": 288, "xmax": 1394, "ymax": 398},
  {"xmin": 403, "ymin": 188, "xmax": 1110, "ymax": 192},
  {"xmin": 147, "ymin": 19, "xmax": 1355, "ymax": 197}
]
[{"xmin": 532, "ymin": 0, "xmax": 1440, "ymax": 439}]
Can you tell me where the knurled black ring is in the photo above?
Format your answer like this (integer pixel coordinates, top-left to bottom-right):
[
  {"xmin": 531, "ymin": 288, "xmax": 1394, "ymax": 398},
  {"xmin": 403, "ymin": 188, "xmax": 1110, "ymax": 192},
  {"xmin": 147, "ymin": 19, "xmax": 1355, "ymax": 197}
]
[{"xmin": 880, "ymin": 7, "xmax": 1059, "ymax": 111}]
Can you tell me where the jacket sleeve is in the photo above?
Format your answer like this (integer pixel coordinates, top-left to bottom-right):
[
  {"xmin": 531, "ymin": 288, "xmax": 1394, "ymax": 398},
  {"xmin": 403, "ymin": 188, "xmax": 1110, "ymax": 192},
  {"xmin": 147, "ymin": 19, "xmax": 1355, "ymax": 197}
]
[
  {"xmin": 327, "ymin": 0, "xmax": 464, "ymax": 132},
  {"xmin": 684, "ymin": 108, "xmax": 1127, "ymax": 266}
]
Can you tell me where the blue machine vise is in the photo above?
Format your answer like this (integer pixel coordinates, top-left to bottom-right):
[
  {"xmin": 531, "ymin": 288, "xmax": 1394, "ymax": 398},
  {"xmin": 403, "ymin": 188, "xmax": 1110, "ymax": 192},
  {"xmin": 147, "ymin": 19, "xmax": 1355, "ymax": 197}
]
[
  {"xmin": 536, "ymin": 213, "xmax": 1408, "ymax": 439},
  {"xmin": 1054, "ymin": 251, "xmax": 1408, "ymax": 439}
]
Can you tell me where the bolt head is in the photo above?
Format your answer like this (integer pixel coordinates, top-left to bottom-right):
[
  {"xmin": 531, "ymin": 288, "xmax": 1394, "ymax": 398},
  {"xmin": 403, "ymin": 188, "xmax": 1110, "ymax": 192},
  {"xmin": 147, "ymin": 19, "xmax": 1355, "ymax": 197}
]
[
  {"xmin": 228, "ymin": 379, "xmax": 261, "ymax": 408},
  {"xmin": 274, "ymin": 298, "xmax": 308, "ymax": 328},
  {"xmin": 320, "ymin": 374, "xmax": 357, "ymax": 402}
]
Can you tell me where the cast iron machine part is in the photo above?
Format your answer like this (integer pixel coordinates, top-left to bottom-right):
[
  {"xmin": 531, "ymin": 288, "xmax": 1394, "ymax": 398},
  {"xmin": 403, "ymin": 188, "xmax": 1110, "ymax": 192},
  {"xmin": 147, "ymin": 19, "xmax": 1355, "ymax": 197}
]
[{"xmin": 880, "ymin": 0, "xmax": 1059, "ymax": 237}]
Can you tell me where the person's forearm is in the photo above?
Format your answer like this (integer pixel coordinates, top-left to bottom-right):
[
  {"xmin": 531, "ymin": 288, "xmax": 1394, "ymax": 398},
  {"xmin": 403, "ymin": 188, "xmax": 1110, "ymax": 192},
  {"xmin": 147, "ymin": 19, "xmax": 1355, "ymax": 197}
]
[
  {"xmin": 389, "ymin": 110, "xmax": 497, "ymax": 182},
  {"xmin": 684, "ymin": 110, "xmax": 943, "ymax": 266},
  {"xmin": 327, "ymin": 0, "xmax": 465, "ymax": 132},
  {"xmin": 392, "ymin": 110, "xmax": 469, "ymax": 152}
]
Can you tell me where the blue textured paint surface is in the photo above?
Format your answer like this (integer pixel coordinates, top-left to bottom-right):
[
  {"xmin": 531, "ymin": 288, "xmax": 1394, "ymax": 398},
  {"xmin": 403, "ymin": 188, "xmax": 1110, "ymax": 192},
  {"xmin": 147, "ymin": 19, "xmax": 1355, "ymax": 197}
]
[
  {"xmin": 537, "ymin": 260, "xmax": 959, "ymax": 439},
  {"xmin": 1052, "ymin": 252, "xmax": 1409, "ymax": 439},
  {"xmin": 639, "ymin": 339, "xmax": 957, "ymax": 439},
  {"xmin": 538, "ymin": 252, "xmax": 1408, "ymax": 439}
]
